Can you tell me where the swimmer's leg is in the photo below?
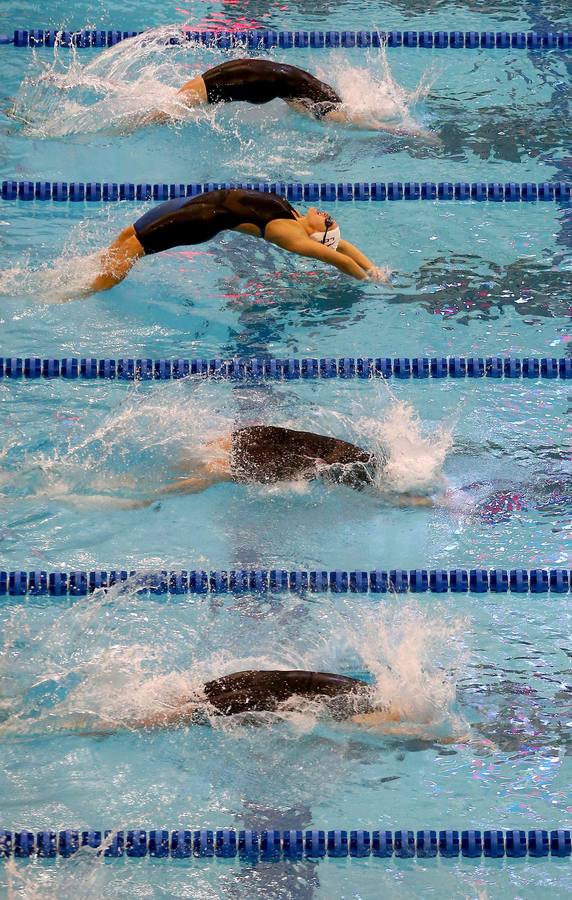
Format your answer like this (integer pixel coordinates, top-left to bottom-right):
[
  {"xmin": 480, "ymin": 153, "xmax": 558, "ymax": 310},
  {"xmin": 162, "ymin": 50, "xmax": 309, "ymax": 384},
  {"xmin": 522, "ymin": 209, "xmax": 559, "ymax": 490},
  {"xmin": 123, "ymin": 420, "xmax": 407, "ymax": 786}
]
[
  {"xmin": 134, "ymin": 75, "xmax": 209, "ymax": 127},
  {"xmin": 159, "ymin": 435, "xmax": 232, "ymax": 497},
  {"xmin": 88, "ymin": 225, "xmax": 145, "ymax": 295},
  {"xmin": 177, "ymin": 75, "xmax": 208, "ymax": 106}
]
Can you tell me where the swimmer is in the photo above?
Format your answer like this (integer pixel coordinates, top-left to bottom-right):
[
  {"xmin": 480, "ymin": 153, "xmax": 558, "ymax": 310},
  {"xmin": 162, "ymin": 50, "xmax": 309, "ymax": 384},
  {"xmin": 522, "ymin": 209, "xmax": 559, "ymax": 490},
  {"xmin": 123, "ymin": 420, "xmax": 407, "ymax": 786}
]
[
  {"xmin": 137, "ymin": 58, "xmax": 436, "ymax": 138},
  {"xmin": 130, "ymin": 425, "xmax": 433, "ymax": 506},
  {"xmin": 47, "ymin": 669, "xmax": 465, "ymax": 741},
  {"xmin": 86, "ymin": 188, "xmax": 391, "ymax": 295},
  {"xmin": 25, "ymin": 426, "xmax": 436, "ymax": 511}
]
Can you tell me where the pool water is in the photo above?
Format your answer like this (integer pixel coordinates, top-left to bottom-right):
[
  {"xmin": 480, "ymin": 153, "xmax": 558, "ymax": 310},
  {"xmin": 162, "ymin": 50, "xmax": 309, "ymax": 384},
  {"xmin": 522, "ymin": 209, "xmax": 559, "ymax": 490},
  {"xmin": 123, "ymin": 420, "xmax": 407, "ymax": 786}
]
[{"xmin": 0, "ymin": 0, "xmax": 571, "ymax": 897}]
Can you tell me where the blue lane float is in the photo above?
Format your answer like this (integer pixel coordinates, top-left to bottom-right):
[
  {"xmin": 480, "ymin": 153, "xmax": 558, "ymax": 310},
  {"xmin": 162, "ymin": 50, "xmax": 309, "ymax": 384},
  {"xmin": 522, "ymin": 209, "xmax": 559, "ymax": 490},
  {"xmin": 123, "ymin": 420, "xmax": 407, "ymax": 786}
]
[
  {"xmin": 2, "ymin": 29, "xmax": 572, "ymax": 50},
  {"xmin": 2, "ymin": 180, "xmax": 571, "ymax": 203},
  {"xmin": 0, "ymin": 356, "xmax": 571, "ymax": 381},
  {"xmin": 2, "ymin": 568, "xmax": 570, "ymax": 597},
  {"xmin": 0, "ymin": 827, "xmax": 569, "ymax": 859}
]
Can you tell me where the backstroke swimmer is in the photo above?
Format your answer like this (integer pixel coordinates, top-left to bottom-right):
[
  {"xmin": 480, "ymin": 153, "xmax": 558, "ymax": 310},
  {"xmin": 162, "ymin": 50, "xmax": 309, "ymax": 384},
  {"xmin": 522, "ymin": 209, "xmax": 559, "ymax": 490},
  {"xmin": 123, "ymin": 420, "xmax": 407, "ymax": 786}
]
[
  {"xmin": 88, "ymin": 425, "xmax": 434, "ymax": 508},
  {"xmin": 22, "ymin": 669, "xmax": 466, "ymax": 742},
  {"xmin": 86, "ymin": 188, "xmax": 391, "ymax": 295},
  {"xmin": 136, "ymin": 58, "xmax": 437, "ymax": 139}
]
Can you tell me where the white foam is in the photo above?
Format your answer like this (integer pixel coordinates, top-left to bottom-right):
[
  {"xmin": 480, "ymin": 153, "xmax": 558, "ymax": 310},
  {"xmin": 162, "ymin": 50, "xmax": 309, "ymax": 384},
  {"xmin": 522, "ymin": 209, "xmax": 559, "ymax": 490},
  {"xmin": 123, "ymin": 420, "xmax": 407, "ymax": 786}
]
[
  {"xmin": 9, "ymin": 26, "xmax": 227, "ymax": 138},
  {"xmin": 318, "ymin": 43, "xmax": 438, "ymax": 131},
  {"xmin": 9, "ymin": 28, "xmax": 437, "ymax": 139},
  {"xmin": 0, "ymin": 250, "xmax": 105, "ymax": 304}
]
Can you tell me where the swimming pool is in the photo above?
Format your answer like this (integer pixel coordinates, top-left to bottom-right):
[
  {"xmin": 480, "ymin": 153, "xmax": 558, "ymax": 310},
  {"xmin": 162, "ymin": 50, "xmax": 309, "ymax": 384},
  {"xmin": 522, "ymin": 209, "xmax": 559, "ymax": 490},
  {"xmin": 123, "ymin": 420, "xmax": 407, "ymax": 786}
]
[{"xmin": 0, "ymin": 0, "xmax": 571, "ymax": 896}]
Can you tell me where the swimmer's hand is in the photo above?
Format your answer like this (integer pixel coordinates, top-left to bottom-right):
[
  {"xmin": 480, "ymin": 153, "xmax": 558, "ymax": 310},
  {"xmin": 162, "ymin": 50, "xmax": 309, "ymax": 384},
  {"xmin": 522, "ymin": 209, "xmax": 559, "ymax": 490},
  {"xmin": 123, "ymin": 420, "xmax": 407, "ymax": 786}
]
[{"xmin": 366, "ymin": 265, "xmax": 392, "ymax": 284}]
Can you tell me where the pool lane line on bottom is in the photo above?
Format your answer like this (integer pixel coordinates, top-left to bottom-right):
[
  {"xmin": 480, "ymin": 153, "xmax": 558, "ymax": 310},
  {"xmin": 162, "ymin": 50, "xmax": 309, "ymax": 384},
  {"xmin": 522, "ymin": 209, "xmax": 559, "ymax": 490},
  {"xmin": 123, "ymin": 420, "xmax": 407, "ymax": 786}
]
[
  {"xmin": 1, "ymin": 356, "xmax": 570, "ymax": 380},
  {"xmin": 1, "ymin": 827, "xmax": 570, "ymax": 859},
  {"xmin": 2, "ymin": 568, "xmax": 570, "ymax": 598}
]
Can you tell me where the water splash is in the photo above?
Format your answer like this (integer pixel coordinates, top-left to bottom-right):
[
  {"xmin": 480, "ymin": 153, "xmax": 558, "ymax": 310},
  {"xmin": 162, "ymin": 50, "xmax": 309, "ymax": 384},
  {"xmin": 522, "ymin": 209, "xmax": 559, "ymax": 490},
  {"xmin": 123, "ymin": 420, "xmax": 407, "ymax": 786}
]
[
  {"xmin": 8, "ymin": 27, "xmax": 436, "ymax": 139},
  {"xmin": 0, "ymin": 382, "xmax": 452, "ymax": 506},
  {"xmin": 307, "ymin": 382, "xmax": 453, "ymax": 496},
  {"xmin": 8, "ymin": 26, "xmax": 222, "ymax": 137},
  {"xmin": 318, "ymin": 45, "xmax": 438, "ymax": 131},
  {"xmin": 345, "ymin": 601, "xmax": 467, "ymax": 735},
  {"xmin": 0, "ymin": 250, "xmax": 105, "ymax": 304},
  {"xmin": 0, "ymin": 580, "xmax": 467, "ymax": 742},
  {"xmin": 363, "ymin": 386, "xmax": 453, "ymax": 495}
]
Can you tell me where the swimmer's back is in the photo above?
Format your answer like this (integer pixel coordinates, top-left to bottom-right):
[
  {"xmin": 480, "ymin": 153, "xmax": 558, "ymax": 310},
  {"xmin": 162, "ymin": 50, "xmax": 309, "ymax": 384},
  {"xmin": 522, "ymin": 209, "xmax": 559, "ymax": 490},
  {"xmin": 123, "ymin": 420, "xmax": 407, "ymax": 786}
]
[
  {"xmin": 202, "ymin": 59, "xmax": 342, "ymax": 117},
  {"xmin": 231, "ymin": 425, "xmax": 377, "ymax": 488},
  {"xmin": 203, "ymin": 669, "xmax": 366, "ymax": 716},
  {"xmin": 133, "ymin": 188, "xmax": 298, "ymax": 255}
]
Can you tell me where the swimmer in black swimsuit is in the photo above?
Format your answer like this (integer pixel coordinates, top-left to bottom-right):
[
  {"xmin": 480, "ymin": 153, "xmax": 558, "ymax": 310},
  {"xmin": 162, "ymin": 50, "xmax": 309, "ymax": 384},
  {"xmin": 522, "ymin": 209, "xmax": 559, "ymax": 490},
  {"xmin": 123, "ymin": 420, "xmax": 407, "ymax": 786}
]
[
  {"xmin": 87, "ymin": 188, "xmax": 390, "ymax": 294},
  {"xmin": 144, "ymin": 425, "xmax": 431, "ymax": 506},
  {"xmin": 59, "ymin": 669, "xmax": 466, "ymax": 741},
  {"xmin": 156, "ymin": 425, "xmax": 380, "ymax": 497},
  {"xmin": 140, "ymin": 58, "xmax": 436, "ymax": 137}
]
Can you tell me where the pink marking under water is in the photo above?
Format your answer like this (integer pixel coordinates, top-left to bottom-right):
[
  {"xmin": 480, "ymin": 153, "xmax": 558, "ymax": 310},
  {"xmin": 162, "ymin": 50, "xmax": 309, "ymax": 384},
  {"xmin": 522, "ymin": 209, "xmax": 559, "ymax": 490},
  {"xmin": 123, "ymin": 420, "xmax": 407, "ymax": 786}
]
[
  {"xmin": 163, "ymin": 249, "xmax": 213, "ymax": 259},
  {"xmin": 182, "ymin": 19, "xmax": 263, "ymax": 31}
]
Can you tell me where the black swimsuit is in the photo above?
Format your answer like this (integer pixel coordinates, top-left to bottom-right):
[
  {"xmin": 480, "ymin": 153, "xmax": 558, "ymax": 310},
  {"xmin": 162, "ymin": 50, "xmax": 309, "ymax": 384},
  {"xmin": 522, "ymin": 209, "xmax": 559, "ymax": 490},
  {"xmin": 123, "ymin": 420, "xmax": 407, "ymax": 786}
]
[
  {"xmin": 202, "ymin": 59, "xmax": 342, "ymax": 119},
  {"xmin": 133, "ymin": 188, "xmax": 298, "ymax": 255},
  {"xmin": 202, "ymin": 670, "xmax": 369, "ymax": 716},
  {"xmin": 230, "ymin": 425, "xmax": 377, "ymax": 489}
]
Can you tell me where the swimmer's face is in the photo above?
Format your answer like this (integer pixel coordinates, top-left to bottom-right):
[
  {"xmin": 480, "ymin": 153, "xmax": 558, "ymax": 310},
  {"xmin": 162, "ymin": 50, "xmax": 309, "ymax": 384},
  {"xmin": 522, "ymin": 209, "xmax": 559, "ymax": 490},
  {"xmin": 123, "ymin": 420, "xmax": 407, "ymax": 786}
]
[
  {"xmin": 307, "ymin": 207, "xmax": 338, "ymax": 232},
  {"xmin": 307, "ymin": 208, "xmax": 341, "ymax": 250}
]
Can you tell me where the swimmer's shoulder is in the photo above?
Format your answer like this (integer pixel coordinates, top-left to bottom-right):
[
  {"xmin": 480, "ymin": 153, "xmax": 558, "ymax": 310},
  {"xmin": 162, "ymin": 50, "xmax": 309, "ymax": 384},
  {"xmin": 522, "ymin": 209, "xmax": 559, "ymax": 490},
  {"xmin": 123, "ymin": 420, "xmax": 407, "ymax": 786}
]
[{"xmin": 264, "ymin": 216, "xmax": 306, "ymax": 244}]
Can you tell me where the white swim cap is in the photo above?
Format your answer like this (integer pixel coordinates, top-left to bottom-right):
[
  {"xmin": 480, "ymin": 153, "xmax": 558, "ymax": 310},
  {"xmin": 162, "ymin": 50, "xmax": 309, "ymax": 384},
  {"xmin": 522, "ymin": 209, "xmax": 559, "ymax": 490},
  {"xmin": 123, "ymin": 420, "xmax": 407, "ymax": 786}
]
[{"xmin": 310, "ymin": 224, "xmax": 341, "ymax": 251}]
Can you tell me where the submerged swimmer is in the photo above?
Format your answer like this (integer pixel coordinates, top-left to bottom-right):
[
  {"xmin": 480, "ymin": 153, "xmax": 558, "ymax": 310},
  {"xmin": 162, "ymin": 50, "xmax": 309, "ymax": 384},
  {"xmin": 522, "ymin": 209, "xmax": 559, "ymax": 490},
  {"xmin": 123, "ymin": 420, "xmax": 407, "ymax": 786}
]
[
  {"xmin": 137, "ymin": 58, "xmax": 436, "ymax": 138},
  {"xmin": 142, "ymin": 670, "xmax": 376, "ymax": 728},
  {"xmin": 46, "ymin": 669, "xmax": 461, "ymax": 740},
  {"xmin": 32, "ymin": 425, "xmax": 435, "ymax": 511},
  {"xmin": 87, "ymin": 188, "xmax": 390, "ymax": 294},
  {"xmin": 139, "ymin": 425, "xmax": 432, "ymax": 505},
  {"xmin": 161, "ymin": 425, "xmax": 379, "ymax": 495}
]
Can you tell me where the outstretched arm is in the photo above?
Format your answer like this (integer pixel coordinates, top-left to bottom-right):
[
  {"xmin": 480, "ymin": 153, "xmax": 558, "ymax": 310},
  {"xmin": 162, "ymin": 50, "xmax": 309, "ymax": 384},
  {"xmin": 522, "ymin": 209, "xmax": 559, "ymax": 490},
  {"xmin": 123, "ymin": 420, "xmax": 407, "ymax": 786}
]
[
  {"xmin": 268, "ymin": 229, "xmax": 368, "ymax": 280},
  {"xmin": 337, "ymin": 239, "xmax": 373, "ymax": 270},
  {"xmin": 157, "ymin": 473, "xmax": 224, "ymax": 496},
  {"xmin": 325, "ymin": 108, "xmax": 441, "ymax": 143},
  {"xmin": 337, "ymin": 240, "xmax": 392, "ymax": 284},
  {"xmin": 136, "ymin": 703, "xmax": 198, "ymax": 729}
]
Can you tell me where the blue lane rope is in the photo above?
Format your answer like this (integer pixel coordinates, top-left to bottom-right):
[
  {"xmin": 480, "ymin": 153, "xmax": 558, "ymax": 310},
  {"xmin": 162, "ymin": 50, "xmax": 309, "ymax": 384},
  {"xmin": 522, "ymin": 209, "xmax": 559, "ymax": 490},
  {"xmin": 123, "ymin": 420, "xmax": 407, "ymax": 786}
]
[
  {"xmin": 0, "ymin": 357, "xmax": 570, "ymax": 380},
  {"xmin": 2, "ymin": 29, "xmax": 572, "ymax": 50},
  {"xmin": 0, "ymin": 827, "xmax": 570, "ymax": 858},
  {"xmin": 2, "ymin": 568, "xmax": 570, "ymax": 597},
  {"xmin": 2, "ymin": 180, "xmax": 572, "ymax": 203}
]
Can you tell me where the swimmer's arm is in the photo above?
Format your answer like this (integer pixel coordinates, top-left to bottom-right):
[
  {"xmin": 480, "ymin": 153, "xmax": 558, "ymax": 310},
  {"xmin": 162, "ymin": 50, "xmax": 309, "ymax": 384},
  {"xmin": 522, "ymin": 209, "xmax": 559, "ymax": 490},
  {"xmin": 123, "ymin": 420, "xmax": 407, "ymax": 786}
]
[
  {"xmin": 336, "ymin": 239, "xmax": 373, "ymax": 271},
  {"xmin": 387, "ymin": 494, "xmax": 434, "ymax": 507},
  {"xmin": 268, "ymin": 229, "xmax": 368, "ymax": 280},
  {"xmin": 326, "ymin": 108, "xmax": 441, "ymax": 142},
  {"xmin": 136, "ymin": 703, "xmax": 198, "ymax": 729},
  {"xmin": 157, "ymin": 473, "xmax": 224, "ymax": 496},
  {"xmin": 351, "ymin": 711, "xmax": 471, "ymax": 743}
]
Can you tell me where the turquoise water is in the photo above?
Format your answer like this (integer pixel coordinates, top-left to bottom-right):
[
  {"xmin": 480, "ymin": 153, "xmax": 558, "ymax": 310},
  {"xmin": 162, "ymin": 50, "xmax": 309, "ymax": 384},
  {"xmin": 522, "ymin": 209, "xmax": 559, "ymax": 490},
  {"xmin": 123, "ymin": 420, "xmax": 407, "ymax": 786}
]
[{"xmin": 0, "ymin": 0, "xmax": 571, "ymax": 897}]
